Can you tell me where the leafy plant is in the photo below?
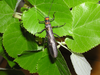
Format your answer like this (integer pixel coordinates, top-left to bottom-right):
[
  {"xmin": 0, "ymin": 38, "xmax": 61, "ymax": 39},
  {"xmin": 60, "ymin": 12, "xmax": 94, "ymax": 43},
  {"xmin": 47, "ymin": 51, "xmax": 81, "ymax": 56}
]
[{"xmin": 0, "ymin": 0, "xmax": 100, "ymax": 75}]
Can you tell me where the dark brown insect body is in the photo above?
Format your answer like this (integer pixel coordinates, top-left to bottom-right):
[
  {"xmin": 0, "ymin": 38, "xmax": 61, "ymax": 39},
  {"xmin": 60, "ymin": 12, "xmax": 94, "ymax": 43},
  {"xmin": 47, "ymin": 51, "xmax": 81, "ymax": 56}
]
[
  {"xmin": 36, "ymin": 0, "xmax": 63, "ymax": 58},
  {"xmin": 45, "ymin": 17, "xmax": 58, "ymax": 58}
]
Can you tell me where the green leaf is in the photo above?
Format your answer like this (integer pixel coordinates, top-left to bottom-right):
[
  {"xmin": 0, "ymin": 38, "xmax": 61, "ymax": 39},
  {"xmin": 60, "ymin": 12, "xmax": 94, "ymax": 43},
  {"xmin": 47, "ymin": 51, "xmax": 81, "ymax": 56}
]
[
  {"xmin": 0, "ymin": 35, "xmax": 3, "ymax": 55},
  {"xmin": 0, "ymin": 0, "xmax": 18, "ymax": 33},
  {"xmin": 0, "ymin": 34, "xmax": 16, "ymax": 67},
  {"xmin": 64, "ymin": 0, "xmax": 99, "ymax": 8},
  {"xmin": 15, "ymin": 49, "xmax": 71, "ymax": 75},
  {"xmin": 4, "ymin": 0, "xmax": 17, "ymax": 10},
  {"xmin": 5, "ymin": 56, "xmax": 16, "ymax": 68},
  {"xmin": 22, "ymin": 0, "xmax": 72, "ymax": 37},
  {"xmin": 65, "ymin": 3, "xmax": 100, "ymax": 53},
  {"xmin": 37, "ymin": 50, "xmax": 71, "ymax": 75},
  {"xmin": 55, "ymin": 50, "xmax": 71, "ymax": 75},
  {"xmin": 3, "ymin": 23, "xmax": 41, "ymax": 58},
  {"xmin": 14, "ymin": 49, "xmax": 48, "ymax": 73}
]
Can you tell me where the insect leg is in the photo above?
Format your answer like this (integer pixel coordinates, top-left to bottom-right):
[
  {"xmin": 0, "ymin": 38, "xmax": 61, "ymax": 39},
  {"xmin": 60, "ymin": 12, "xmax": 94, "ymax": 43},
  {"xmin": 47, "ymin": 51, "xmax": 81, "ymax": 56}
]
[
  {"xmin": 52, "ymin": 23, "xmax": 66, "ymax": 28},
  {"xmin": 44, "ymin": 34, "xmax": 47, "ymax": 43},
  {"xmin": 53, "ymin": 33, "xmax": 60, "ymax": 38},
  {"xmin": 50, "ymin": 12, "xmax": 56, "ymax": 22},
  {"xmin": 53, "ymin": 33, "xmax": 62, "ymax": 42},
  {"xmin": 35, "ymin": 28, "xmax": 46, "ymax": 35},
  {"xmin": 41, "ymin": 35, "xmax": 47, "ymax": 51},
  {"xmin": 38, "ymin": 19, "xmax": 45, "ymax": 24}
]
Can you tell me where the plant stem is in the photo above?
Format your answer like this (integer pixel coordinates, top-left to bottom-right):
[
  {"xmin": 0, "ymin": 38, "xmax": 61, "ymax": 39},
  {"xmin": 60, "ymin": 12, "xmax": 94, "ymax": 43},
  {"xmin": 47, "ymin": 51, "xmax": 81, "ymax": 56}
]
[{"xmin": 13, "ymin": 12, "xmax": 22, "ymax": 19}]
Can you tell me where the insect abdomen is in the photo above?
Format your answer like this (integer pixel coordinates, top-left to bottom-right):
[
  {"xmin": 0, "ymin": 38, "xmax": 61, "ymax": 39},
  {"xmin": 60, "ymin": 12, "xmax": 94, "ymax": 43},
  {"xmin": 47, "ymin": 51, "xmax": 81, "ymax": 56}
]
[{"xmin": 45, "ymin": 17, "xmax": 58, "ymax": 58}]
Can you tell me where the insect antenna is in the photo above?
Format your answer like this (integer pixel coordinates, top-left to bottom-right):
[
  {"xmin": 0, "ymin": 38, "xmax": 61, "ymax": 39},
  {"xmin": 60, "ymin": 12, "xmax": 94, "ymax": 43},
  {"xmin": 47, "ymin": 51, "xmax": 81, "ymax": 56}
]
[
  {"xmin": 36, "ymin": 7, "xmax": 46, "ymax": 17},
  {"xmin": 48, "ymin": 0, "xmax": 54, "ymax": 17}
]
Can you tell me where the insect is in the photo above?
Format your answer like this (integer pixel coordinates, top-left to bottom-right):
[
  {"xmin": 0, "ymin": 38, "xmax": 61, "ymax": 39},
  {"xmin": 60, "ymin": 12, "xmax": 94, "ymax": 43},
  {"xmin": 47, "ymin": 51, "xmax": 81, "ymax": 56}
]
[{"xmin": 36, "ymin": 0, "xmax": 65, "ymax": 58}]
